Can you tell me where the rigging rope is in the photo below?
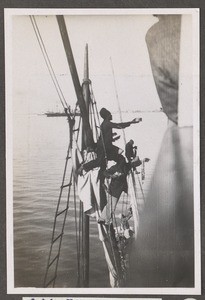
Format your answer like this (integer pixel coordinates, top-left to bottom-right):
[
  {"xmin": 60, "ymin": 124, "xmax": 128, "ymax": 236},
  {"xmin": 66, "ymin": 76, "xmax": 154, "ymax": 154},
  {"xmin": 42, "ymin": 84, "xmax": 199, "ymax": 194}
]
[
  {"xmin": 30, "ymin": 15, "xmax": 69, "ymax": 110},
  {"xmin": 110, "ymin": 59, "xmax": 131, "ymax": 221},
  {"xmin": 110, "ymin": 58, "xmax": 146, "ymax": 204},
  {"xmin": 110, "ymin": 57, "xmax": 126, "ymax": 145}
]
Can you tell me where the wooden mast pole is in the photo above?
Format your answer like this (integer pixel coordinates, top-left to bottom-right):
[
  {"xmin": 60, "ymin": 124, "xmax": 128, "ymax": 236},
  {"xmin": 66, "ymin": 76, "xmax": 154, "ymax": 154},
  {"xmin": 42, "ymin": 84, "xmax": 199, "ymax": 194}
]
[
  {"xmin": 82, "ymin": 43, "xmax": 90, "ymax": 287},
  {"xmin": 56, "ymin": 15, "xmax": 90, "ymax": 287}
]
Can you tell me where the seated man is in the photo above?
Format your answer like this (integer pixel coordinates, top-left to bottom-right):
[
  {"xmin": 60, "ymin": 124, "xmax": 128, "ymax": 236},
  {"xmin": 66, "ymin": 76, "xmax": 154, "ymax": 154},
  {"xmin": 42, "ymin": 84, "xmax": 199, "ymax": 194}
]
[
  {"xmin": 125, "ymin": 139, "xmax": 137, "ymax": 162},
  {"xmin": 125, "ymin": 139, "xmax": 138, "ymax": 171},
  {"xmin": 82, "ymin": 108, "xmax": 141, "ymax": 174}
]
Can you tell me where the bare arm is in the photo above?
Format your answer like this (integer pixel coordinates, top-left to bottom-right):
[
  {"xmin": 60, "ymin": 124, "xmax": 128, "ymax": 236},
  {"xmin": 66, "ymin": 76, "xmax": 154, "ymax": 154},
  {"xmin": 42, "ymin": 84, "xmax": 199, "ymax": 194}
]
[{"xmin": 110, "ymin": 118, "xmax": 142, "ymax": 129}]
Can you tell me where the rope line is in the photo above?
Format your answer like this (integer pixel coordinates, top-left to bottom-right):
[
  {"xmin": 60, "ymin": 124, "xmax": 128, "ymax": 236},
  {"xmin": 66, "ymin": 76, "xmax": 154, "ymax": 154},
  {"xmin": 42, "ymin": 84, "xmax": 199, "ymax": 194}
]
[
  {"xmin": 110, "ymin": 58, "xmax": 146, "ymax": 206},
  {"xmin": 30, "ymin": 15, "xmax": 68, "ymax": 110},
  {"xmin": 110, "ymin": 57, "xmax": 126, "ymax": 145}
]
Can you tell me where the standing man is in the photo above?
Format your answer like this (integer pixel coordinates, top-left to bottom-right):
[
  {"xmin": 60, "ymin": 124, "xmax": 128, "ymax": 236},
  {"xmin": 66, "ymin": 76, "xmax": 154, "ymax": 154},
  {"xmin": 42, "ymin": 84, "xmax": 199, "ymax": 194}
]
[{"xmin": 82, "ymin": 108, "xmax": 141, "ymax": 173}]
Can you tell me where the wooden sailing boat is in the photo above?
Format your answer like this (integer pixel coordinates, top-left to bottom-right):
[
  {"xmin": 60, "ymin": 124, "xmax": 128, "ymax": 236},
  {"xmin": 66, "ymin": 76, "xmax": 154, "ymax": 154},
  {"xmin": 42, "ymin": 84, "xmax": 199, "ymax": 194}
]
[{"xmin": 40, "ymin": 15, "xmax": 145, "ymax": 288}]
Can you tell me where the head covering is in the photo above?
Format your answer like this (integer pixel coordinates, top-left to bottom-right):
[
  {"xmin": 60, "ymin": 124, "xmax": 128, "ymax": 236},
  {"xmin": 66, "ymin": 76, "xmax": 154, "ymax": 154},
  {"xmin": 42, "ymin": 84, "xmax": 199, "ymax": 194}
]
[{"xmin": 100, "ymin": 108, "xmax": 111, "ymax": 119}]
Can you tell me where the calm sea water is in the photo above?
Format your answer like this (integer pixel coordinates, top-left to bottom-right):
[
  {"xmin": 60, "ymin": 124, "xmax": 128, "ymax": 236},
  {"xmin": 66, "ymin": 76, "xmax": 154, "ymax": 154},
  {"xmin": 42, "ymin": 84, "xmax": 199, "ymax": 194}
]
[{"xmin": 13, "ymin": 111, "xmax": 167, "ymax": 288}]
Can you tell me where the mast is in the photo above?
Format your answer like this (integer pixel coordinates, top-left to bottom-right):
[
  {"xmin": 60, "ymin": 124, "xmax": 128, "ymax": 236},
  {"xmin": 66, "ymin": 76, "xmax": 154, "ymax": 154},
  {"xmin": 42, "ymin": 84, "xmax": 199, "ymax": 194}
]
[
  {"xmin": 56, "ymin": 15, "xmax": 90, "ymax": 287},
  {"xmin": 81, "ymin": 44, "xmax": 90, "ymax": 287}
]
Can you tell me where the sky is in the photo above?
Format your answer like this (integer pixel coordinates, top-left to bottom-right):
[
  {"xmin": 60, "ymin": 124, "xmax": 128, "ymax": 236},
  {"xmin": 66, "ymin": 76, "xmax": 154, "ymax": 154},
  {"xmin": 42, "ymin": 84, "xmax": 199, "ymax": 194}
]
[{"xmin": 11, "ymin": 12, "xmax": 162, "ymax": 115}]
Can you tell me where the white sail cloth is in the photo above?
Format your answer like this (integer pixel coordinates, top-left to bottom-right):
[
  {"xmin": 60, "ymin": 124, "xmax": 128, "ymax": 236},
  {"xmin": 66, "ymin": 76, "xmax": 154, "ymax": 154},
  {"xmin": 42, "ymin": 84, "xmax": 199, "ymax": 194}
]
[
  {"xmin": 77, "ymin": 169, "xmax": 101, "ymax": 215},
  {"xmin": 71, "ymin": 138, "xmax": 101, "ymax": 215}
]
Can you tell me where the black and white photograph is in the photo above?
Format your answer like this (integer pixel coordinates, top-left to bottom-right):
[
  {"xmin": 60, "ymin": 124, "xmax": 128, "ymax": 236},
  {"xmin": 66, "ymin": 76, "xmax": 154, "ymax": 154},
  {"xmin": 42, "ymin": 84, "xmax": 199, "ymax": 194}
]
[{"xmin": 5, "ymin": 8, "xmax": 200, "ymax": 296}]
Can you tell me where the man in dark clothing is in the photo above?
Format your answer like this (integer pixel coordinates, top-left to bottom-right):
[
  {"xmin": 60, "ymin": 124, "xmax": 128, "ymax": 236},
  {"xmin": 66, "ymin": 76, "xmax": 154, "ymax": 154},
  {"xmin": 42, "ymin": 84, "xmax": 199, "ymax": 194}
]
[
  {"xmin": 125, "ymin": 139, "xmax": 139, "ymax": 172},
  {"xmin": 125, "ymin": 139, "xmax": 137, "ymax": 162},
  {"xmin": 83, "ymin": 108, "xmax": 141, "ymax": 173}
]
